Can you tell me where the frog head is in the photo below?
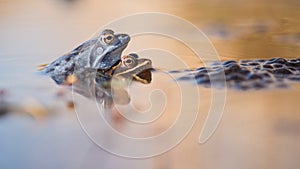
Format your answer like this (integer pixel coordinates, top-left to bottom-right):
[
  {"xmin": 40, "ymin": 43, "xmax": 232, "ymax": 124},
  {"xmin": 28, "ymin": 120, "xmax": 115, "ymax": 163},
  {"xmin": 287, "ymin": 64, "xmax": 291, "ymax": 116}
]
[
  {"xmin": 40, "ymin": 29, "xmax": 130, "ymax": 85},
  {"xmin": 112, "ymin": 53, "xmax": 152, "ymax": 84},
  {"xmin": 90, "ymin": 29, "xmax": 130, "ymax": 70}
]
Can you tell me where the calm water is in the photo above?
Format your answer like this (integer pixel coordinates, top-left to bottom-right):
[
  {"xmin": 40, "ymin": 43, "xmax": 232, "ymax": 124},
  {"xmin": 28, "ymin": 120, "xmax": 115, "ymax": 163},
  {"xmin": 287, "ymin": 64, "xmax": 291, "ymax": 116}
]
[{"xmin": 1, "ymin": 0, "xmax": 300, "ymax": 169}]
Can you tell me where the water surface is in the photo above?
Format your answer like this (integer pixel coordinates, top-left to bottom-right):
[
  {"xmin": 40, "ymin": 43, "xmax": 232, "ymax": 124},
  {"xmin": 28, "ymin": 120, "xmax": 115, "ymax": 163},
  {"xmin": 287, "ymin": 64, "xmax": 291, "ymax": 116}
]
[{"xmin": 1, "ymin": 0, "xmax": 300, "ymax": 169}]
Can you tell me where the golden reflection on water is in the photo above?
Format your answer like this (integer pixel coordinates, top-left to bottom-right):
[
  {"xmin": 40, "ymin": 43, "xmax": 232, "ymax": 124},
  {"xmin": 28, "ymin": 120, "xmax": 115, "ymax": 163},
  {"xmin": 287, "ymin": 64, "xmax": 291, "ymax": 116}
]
[{"xmin": 1, "ymin": 0, "xmax": 300, "ymax": 169}]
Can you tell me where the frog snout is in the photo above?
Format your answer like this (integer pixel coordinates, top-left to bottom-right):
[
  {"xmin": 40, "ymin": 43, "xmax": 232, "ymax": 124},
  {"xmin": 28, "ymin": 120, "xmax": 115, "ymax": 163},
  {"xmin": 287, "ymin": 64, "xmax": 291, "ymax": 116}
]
[{"xmin": 118, "ymin": 34, "xmax": 130, "ymax": 44}]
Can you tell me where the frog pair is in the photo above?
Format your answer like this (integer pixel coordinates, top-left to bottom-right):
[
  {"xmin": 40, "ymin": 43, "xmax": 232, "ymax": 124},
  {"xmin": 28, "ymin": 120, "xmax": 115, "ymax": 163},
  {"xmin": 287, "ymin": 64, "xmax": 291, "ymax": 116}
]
[
  {"xmin": 40, "ymin": 29, "xmax": 152, "ymax": 86},
  {"xmin": 39, "ymin": 29, "xmax": 153, "ymax": 106}
]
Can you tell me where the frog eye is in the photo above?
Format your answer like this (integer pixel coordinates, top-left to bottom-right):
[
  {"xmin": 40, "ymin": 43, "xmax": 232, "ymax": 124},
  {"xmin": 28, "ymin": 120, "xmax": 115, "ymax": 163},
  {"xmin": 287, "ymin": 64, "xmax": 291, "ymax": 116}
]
[
  {"xmin": 123, "ymin": 57, "xmax": 136, "ymax": 68},
  {"xmin": 103, "ymin": 34, "xmax": 114, "ymax": 44}
]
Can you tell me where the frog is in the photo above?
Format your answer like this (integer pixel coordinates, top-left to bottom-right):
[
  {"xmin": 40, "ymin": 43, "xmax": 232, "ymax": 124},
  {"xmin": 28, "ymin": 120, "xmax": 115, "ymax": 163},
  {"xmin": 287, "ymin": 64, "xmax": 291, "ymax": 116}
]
[
  {"xmin": 113, "ymin": 53, "xmax": 153, "ymax": 84},
  {"xmin": 39, "ymin": 29, "xmax": 130, "ymax": 85},
  {"xmin": 89, "ymin": 53, "xmax": 153, "ymax": 107}
]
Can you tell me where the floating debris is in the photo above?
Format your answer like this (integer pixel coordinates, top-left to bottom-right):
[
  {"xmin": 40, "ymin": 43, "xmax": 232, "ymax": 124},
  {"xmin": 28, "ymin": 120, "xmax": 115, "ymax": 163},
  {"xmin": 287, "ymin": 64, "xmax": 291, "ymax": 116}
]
[
  {"xmin": 65, "ymin": 74, "xmax": 78, "ymax": 85},
  {"xmin": 66, "ymin": 100, "xmax": 75, "ymax": 110}
]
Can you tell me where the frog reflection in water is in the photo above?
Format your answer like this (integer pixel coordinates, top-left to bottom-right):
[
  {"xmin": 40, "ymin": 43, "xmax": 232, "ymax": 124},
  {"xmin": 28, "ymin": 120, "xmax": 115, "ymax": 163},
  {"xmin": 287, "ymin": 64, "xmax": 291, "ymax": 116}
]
[
  {"xmin": 94, "ymin": 53, "xmax": 153, "ymax": 108},
  {"xmin": 39, "ymin": 29, "xmax": 153, "ymax": 108},
  {"xmin": 55, "ymin": 53, "xmax": 153, "ymax": 108}
]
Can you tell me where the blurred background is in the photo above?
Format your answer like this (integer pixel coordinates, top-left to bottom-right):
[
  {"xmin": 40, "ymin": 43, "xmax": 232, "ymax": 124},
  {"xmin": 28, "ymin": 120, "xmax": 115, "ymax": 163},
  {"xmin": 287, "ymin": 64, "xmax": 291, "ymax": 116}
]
[{"xmin": 1, "ymin": 0, "xmax": 300, "ymax": 168}]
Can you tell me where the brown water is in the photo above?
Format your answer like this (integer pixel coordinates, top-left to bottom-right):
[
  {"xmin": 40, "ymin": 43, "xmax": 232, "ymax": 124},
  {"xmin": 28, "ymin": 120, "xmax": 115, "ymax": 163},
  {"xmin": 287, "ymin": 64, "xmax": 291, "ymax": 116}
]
[{"xmin": 1, "ymin": 0, "xmax": 300, "ymax": 169}]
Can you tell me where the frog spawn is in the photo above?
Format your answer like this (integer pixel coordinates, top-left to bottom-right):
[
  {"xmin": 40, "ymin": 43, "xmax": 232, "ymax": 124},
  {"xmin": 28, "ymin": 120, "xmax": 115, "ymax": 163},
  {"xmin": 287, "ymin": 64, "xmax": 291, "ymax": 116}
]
[{"xmin": 174, "ymin": 58, "xmax": 300, "ymax": 90}]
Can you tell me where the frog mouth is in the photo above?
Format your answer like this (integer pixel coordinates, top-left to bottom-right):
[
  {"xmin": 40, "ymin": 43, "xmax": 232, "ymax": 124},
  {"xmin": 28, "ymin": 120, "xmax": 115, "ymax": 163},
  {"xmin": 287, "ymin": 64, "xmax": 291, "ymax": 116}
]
[{"xmin": 133, "ymin": 69, "xmax": 152, "ymax": 84}]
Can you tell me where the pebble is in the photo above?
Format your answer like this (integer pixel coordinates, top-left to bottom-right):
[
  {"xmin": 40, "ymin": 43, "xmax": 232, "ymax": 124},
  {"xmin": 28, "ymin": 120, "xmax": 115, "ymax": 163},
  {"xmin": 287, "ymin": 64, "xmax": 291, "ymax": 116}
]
[{"xmin": 0, "ymin": 89, "xmax": 7, "ymax": 97}]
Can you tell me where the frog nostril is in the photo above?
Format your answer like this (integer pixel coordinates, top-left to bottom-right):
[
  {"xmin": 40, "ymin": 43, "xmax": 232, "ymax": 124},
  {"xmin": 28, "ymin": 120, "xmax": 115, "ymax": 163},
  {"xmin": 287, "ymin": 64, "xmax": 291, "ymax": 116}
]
[{"xmin": 119, "ymin": 34, "xmax": 130, "ymax": 43}]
